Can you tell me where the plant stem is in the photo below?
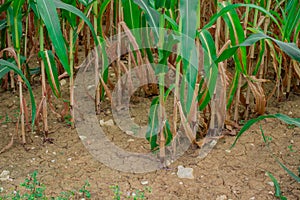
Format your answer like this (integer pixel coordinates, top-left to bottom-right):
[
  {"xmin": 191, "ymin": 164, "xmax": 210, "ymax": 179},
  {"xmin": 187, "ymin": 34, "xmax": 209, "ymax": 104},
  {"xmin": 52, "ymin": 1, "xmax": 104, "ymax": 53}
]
[
  {"xmin": 69, "ymin": 28, "xmax": 75, "ymax": 128},
  {"xmin": 39, "ymin": 23, "xmax": 49, "ymax": 137},
  {"xmin": 14, "ymin": 14, "xmax": 26, "ymax": 144},
  {"xmin": 158, "ymin": 8, "xmax": 167, "ymax": 164}
]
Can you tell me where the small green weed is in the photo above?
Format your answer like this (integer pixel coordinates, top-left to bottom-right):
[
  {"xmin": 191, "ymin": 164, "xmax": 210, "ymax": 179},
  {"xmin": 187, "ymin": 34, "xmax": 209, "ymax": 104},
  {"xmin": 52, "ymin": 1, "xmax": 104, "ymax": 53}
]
[
  {"xmin": 0, "ymin": 171, "xmax": 91, "ymax": 199},
  {"xmin": 110, "ymin": 185, "xmax": 151, "ymax": 200},
  {"xmin": 1, "ymin": 114, "xmax": 12, "ymax": 124},
  {"xmin": 287, "ymin": 144, "xmax": 295, "ymax": 152}
]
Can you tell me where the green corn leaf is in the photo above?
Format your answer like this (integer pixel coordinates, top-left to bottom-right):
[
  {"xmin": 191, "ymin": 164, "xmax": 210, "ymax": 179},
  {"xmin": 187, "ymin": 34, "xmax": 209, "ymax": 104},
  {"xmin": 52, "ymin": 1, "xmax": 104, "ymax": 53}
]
[
  {"xmin": 219, "ymin": 2, "xmax": 247, "ymax": 74},
  {"xmin": 78, "ymin": 0, "xmax": 95, "ymax": 7},
  {"xmin": 146, "ymin": 97, "xmax": 160, "ymax": 151},
  {"xmin": 164, "ymin": 14, "xmax": 178, "ymax": 31},
  {"xmin": 53, "ymin": 0, "xmax": 99, "ymax": 47},
  {"xmin": 180, "ymin": 0, "xmax": 198, "ymax": 68},
  {"xmin": 164, "ymin": 120, "xmax": 173, "ymax": 146},
  {"xmin": 198, "ymin": 30, "xmax": 218, "ymax": 110},
  {"xmin": 13, "ymin": 0, "xmax": 25, "ymax": 17},
  {"xmin": 0, "ymin": 59, "xmax": 36, "ymax": 127},
  {"xmin": 180, "ymin": 0, "xmax": 198, "ymax": 114},
  {"xmin": 122, "ymin": 0, "xmax": 142, "ymax": 46},
  {"xmin": 61, "ymin": 0, "xmax": 77, "ymax": 29},
  {"xmin": 122, "ymin": 0, "xmax": 141, "ymax": 30},
  {"xmin": 203, "ymin": 3, "xmax": 281, "ymax": 33},
  {"xmin": 39, "ymin": 50, "xmax": 61, "ymax": 98},
  {"xmin": 146, "ymin": 97, "xmax": 173, "ymax": 151},
  {"xmin": 252, "ymin": 41, "xmax": 265, "ymax": 75},
  {"xmin": 132, "ymin": 0, "xmax": 160, "ymax": 42},
  {"xmin": 283, "ymin": 0, "xmax": 300, "ymax": 41},
  {"xmin": 0, "ymin": 0, "xmax": 12, "ymax": 13},
  {"xmin": 155, "ymin": 0, "xmax": 171, "ymax": 9},
  {"xmin": 8, "ymin": 7, "xmax": 22, "ymax": 51},
  {"xmin": 29, "ymin": 0, "xmax": 39, "ymax": 18},
  {"xmin": 98, "ymin": 0, "xmax": 111, "ymax": 38},
  {"xmin": 217, "ymin": 33, "xmax": 300, "ymax": 63},
  {"xmin": 266, "ymin": 172, "xmax": 286, "ymax": 199},
  {"xmin": 275, "ymin": 159, "xmax": 300, "ymax": 183},
  {"xmin": 231, "ymin": 114, "xmax": 300, "ymax": 148},
  {"xmin": 0, "ymin": 19, "xmax": 7, "ymax": 31},
  {"xmin": 37, "ymin": 0, "xmax": 70, "ymax": 75},
  {"xmin": 0, "ymin": 65, "xmax": 10, "ymax": 79},
  {"xmin": 227, "ymin": 70, "xmax": 239, "ymax": 109}
]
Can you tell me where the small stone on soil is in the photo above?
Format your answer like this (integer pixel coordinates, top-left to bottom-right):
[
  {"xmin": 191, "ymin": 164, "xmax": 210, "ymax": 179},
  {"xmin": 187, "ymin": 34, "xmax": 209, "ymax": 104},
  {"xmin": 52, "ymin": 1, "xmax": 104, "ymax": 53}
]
[
  {"xmin": 60, "ymin": 79, "xmax": 67, "ymax": 86},
  {"xmin": 141, "ymin": 180, "xmax": 148, "ymax": 185},
  {"xmin": 79, "ymin": 135, "xmax": 87, "ymax": 140},
  {"xmin": 216, "ymin": 195, "xmax": 227, "ymax": 200},
  {"xmin": 267, "ymin": 182, "xmax": 274, "ymax": 187},
  {"xmin": 126, "ymin": 130, "xmax": 134, "ymax": 135},
  {"xmin": 0, "ymin": 170, "xmax": 10, "ymax": 181},
  {"xmin": 290, "ymin": 140, "xmax": 294, "ymax": 144},
  {"xmin": 100, "ymin": 119, "xmax": 114, "ymax": 126},
  {"xmin": 177, "ymin": 165, "xmax": 194, "ymax": 179}
]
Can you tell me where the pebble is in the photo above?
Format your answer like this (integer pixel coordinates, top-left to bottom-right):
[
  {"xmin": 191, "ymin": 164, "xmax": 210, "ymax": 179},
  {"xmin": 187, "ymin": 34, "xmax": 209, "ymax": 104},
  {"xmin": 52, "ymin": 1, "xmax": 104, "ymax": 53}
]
[
  {"xmin": 67, "ymin": 158, "xmax": 72, "ymax": 161},
  {"xmin": 267, "ymin": 182, "xmax": 274, "ymax": 187},
  {"xmin": 1, "ymin": 125, "xmax": 7, "ymax": 128},
  {"xmin": 51, "ymin": 160, "xmax": 55, "ymax": 163},
  {"xmin": 177, "ymin": 165, "xmax": 194, "ymax": 179},
  {"xmin": 288, "ymin": 111, "xmax": 293, "ymax": 115},
  {"xmin": 125, "ymin": 130, "xmax": 134, "ymax": 135},
  {"xmin": 60, "ymin": 79, "xmax": 67, "ymax": 86},
  {"xmin": 179, "ymin": 182, "xmax": 183, "ymax": 185},
  {"xmin": 99, "ymin": 119, "xmax": 114, "ymax": 126},
  {"xmin": 216, "ymin": 195, "xmax": 227, "ymax": 200},
  {"xmin": 0, "ymin": 170, "xmax": 10, "ymax": 181},
  {"xmin": 249, "ymin": 197, "xmax": 255, "ymax": 200},
  {"xmin": 79, "ymin": 135, "xmax": 87, "ymax": 140},
  {"xmin": 127, "ymin": 139, "xmax": 134, "ymax": 142},
  {"xmin": 87, "ymin": 85, "xmax": 95, "ymax": 90},
  {"xmin": 141, "ymin": 180, "xmax": 148, "ymax": 185}
]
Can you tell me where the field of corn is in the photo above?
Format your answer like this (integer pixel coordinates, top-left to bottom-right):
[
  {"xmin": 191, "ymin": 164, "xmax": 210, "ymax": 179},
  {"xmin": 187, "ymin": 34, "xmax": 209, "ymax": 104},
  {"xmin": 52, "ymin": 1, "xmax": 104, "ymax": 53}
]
[{"xmin": 0, "ymin": 0, "xmax": 299, "ymax": 199}]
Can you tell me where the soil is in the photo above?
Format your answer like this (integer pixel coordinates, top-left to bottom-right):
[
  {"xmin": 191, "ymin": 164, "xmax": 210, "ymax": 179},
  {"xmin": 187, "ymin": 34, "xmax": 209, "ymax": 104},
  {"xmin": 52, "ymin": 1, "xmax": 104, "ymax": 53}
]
[{"xmin": 0, "ymin": 83, "xmax": 299, "ymax": 199}]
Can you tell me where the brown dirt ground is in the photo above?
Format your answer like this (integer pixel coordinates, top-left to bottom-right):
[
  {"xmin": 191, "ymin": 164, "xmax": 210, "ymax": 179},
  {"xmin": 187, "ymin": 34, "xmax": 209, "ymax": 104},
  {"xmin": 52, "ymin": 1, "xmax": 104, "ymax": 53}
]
[{"xmin": 0, "ymin": 84, "xmax": 299, "ymax": 200}]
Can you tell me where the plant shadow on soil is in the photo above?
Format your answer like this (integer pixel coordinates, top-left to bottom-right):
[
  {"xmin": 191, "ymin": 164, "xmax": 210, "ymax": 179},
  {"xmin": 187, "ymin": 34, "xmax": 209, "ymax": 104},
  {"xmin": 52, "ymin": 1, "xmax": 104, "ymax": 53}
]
[{"xmin": 0, "ymin": 84, "xmax": 299, "ymax": 199}]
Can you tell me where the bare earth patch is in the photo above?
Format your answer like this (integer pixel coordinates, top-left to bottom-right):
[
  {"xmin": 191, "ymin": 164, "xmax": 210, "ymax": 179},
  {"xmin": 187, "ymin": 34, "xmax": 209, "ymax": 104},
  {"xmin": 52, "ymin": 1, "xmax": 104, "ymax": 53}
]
[{"xmin": 0, "ymin": 87, "xmax": 299, "ymax": 199}]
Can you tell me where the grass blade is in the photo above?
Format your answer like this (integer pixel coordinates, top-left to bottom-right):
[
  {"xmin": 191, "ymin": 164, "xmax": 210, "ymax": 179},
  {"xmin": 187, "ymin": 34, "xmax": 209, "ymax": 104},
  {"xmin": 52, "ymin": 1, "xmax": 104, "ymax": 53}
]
[
  {"xmin": 231, "ymin": 114, "xmax": 300, "ymax": 148},
  {"xmin": 54, "ymin": 0, "xmax": 99, "ymax": 47},
  {"xmin": 132, "ymin": 0, "xmax": 160, "ymax": 42},
  {"xmin": 0, "ymin": 59, "xmax": 36, "ymax": 126},
  {"xmin": 146, "ymin": 97, "xmax": 160, "ymax": 151},
  {"xmin": 217, "ymin": 32, "xmax": 300, "ymax": 63},
  {"xmin": 266, "ymin": 172, "xmax": 287, "ymax": 199},
  {"xmin": 37, "ymin": 0, "xmax": 70, "ymax": 75}
]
